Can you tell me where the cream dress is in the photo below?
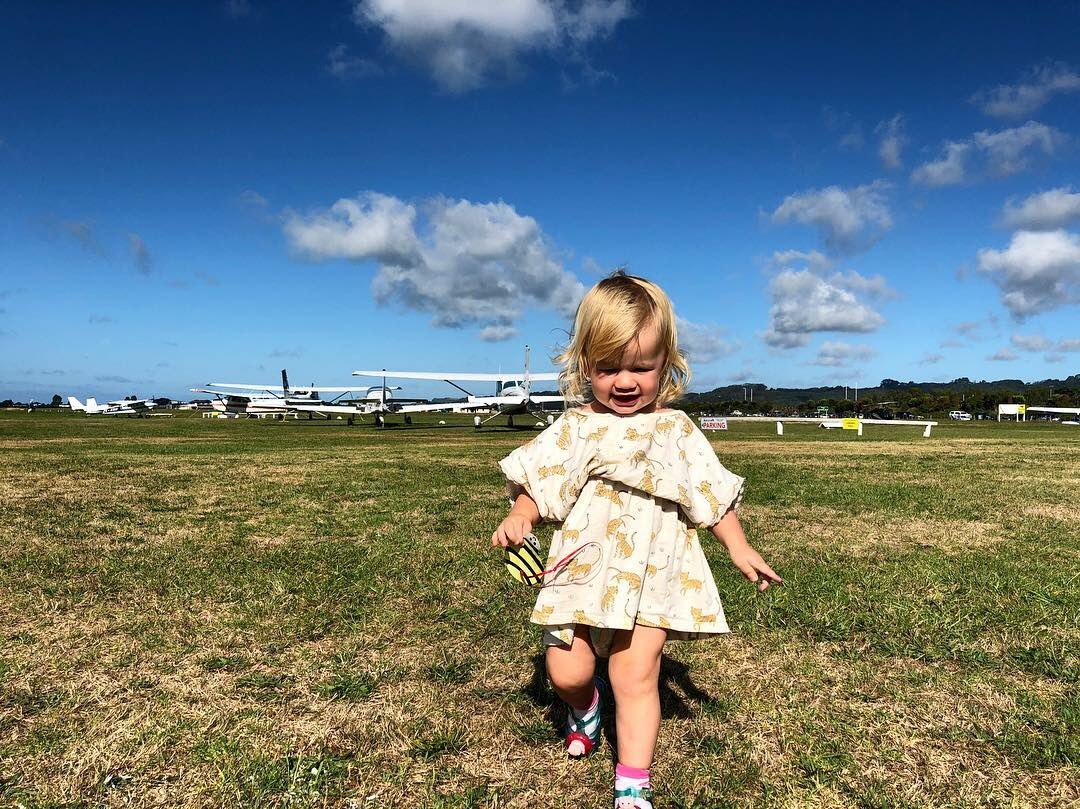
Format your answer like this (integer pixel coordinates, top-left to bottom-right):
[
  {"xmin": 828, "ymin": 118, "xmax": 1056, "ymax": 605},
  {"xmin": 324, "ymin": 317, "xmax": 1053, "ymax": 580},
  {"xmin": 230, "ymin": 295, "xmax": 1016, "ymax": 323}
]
[{"xmin": 499, "ymin": 406, "xmax": 745, "ymax": 655}]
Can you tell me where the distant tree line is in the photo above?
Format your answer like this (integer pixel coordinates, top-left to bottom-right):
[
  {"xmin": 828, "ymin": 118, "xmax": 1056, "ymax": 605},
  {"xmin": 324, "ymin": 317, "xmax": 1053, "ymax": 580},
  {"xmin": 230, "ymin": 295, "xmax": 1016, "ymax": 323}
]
[
  {"xmin": 679, "ymin": 375, "xmax": 1080, "ymax": 418},
  {"xmin": 0, "ymin": 394, "xmax": 176, "ymax": 409}
]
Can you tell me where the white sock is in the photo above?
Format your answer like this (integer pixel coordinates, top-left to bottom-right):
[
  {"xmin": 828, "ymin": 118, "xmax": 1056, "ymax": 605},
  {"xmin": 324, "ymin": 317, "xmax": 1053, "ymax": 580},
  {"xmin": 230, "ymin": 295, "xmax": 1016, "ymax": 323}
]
[{"xmin": 614, "ymin": 763, "xmax": 652, "ymax": 808}]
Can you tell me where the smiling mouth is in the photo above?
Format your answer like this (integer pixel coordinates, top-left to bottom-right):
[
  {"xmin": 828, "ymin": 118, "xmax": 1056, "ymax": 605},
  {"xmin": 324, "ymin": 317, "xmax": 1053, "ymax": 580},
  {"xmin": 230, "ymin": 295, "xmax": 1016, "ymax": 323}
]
[{"xmin": 611, "ymin": 393, "xmax": 639, "ymax": 405}]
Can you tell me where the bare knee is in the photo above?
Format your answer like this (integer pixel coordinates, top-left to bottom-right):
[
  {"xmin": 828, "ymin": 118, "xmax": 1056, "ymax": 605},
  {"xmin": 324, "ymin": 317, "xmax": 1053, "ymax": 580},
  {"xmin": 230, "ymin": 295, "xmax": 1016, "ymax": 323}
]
[
  {"xmin": 608, "ymin": 653, "xmax": 661, "ymax": 699},
  {"xmin": 546, "ymin": 647, "xmax": 595, "ymax": 693}
]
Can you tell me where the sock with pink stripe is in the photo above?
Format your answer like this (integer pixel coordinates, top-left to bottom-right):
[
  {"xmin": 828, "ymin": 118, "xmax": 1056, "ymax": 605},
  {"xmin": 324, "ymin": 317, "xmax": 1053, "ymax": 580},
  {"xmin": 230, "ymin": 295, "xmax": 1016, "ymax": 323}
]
[{"xmin": 614, "ymin": 763, "xmax": 652, "ymax": 808}]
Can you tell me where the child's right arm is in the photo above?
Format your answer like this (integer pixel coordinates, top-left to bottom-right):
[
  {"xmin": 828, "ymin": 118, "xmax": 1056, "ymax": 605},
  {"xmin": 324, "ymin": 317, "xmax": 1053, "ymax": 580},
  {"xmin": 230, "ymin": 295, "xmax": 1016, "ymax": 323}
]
[{"xmin": 491, "ymin": 491, "xmax": 541, "ymax": 549}]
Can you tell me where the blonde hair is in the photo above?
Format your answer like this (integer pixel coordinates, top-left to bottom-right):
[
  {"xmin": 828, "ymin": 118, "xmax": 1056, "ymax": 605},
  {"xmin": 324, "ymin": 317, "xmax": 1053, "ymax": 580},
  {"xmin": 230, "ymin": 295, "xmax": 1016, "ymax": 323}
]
[{"xmin": 556, "ymin": 270, "xmax": 690, "ymax": 405}]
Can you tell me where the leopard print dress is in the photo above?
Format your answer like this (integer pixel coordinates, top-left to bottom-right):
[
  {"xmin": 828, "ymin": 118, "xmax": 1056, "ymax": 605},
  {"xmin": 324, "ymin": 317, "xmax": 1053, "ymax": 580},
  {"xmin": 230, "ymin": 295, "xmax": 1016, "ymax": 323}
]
[{"xmin": 499, "ymin": 407, "xmax": 745, "ymax": 655}]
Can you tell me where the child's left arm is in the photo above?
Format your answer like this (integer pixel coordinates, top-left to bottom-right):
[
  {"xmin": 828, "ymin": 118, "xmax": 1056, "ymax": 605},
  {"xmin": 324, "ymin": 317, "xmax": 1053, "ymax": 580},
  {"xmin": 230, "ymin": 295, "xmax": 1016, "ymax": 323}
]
[{"xmin": 710, "ymin": 509, "xmax": 783, "ymax": 592}]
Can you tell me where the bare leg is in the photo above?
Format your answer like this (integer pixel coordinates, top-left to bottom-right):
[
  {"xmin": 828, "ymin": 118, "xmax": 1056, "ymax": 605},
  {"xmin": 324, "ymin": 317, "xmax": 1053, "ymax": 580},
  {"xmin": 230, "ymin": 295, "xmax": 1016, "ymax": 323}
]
[
  {"xmin": 607, "ymin": 623, "xmax": 666, "ymax": 769},
  {"xmin": 545, "ymin": 624, "xmax": 597, "ymax": 709}
]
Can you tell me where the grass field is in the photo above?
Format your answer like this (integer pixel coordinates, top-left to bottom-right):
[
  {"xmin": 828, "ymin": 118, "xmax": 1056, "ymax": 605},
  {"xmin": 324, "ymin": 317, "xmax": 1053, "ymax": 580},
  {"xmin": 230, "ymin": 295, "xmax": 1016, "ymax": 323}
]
[{"xmin": 0, "ymin": 410, "xmax": 1077, "ymax": 808}]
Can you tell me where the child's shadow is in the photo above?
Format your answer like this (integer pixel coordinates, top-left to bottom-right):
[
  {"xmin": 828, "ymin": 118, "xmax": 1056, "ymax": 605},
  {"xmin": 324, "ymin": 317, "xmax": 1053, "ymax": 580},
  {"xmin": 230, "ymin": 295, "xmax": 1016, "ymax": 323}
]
[{"xmin": 522, "ymin": 652, "xmax": 713, "ymax": 758}]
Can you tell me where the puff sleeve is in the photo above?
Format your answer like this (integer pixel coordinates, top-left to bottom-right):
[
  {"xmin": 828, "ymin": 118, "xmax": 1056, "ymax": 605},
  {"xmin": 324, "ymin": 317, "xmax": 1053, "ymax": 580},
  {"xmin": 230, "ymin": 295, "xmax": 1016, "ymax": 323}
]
[
  {"xmin": 674, "ymin": 415, "xmax": 745, "ymax": 527},
  {"xmin": 498, "ymin": 411, "xmax": 597, "ymax": 522},
  {"xmin": 606, "ymin": 412, "xmax": 745, "ymax": 528}
]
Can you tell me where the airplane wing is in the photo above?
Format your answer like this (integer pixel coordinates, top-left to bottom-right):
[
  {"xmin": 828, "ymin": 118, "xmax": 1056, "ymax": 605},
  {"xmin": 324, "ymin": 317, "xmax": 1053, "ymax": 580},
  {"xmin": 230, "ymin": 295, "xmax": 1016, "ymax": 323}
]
[
  {"xmin": 191, "ymin": 387, "xmax": 252, "ymax": 398},
  {"xmin": 104, "ymin": 399, "xmax": 153, "ymax": 412},
  {"xmin": 207, "ymin": 383, "xmax": 361, "ymax": 392},
  {"xmin": 1026, "ymin": 406, "xmax": 1080, "ymax": 415},
  {"xmin": 352, "ymin": 370, "xmax": 559, "ymax": 382}
]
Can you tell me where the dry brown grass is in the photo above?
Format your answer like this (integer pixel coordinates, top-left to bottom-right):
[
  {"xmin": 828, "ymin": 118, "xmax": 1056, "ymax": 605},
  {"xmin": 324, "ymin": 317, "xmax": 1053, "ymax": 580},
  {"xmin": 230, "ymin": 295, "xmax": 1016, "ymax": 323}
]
[
  {"xmin": 742, "ymin": 504, "xmax": 1004, "ymax": 555},
  {"xmin": 2, "ymin": 414, "xmax": 1078, "ymax": 807}
]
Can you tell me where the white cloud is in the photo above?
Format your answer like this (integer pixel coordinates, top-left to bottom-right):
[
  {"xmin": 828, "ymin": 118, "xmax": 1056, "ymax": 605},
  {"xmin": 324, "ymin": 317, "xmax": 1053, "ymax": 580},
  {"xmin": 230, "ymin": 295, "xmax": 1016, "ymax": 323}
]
[
  {"xmin": 1011, "ymin": 333, "xmax": 1052, "ymax": 352},
  {"xmin": 988, "ymin": 348, "xmax": 1018, "ymax": 361},
  {"xmin": 828, "ymin": 269, "xmax": 897, "ymax": 300},
  {"xmin": 809, "ymin": 341, "xmax": 875, "ymax": 367},
  {"xmin": 912, "ymin": 122, "xmax": 1066, "ymax": 187},
  {"xmin": 285, "ymin": 192, "xmax": 421, "ymax": 265},
  {"xmin": 919, "ymin": 352, "xmax": 944, "ymax": 365},
  {"xmin": 769, "ymin": 181, "xmax": 892, "ymax": 255},
  {"xmin": 972, "ymin": 62, "xmax": 1080, "ymax": 118},
  {"xmin": 284, "ymin": 192, "xmax": 586, "ymax": 337},
  {"xmin": 327, "ymin": 44, "xmax": 381, "ymax": 80},
  {"xmin": 911, "ymin": 141, "xmax": 970, "ymax": 187},
  {"xmin": 769, "ymin": 249, "xmax": 832, "ymax": 271},
  {"xmin": 675, "ymin": 317, "xmax": 736, "ymax": 364},
  {"xmin": 976, "ymin": 229, "xmax": 1080, "ymax": 318},
  {"xmin": 874, "ymin": 114, "xmax": 905, "ymax": 169},
  {"xmin": 975, "ymin": 122, "xmax": 1065, "ymax": 176},
  {"xmin": 128, "ymin": 233, "xmax": 152, "ymax": 275},
  {"xmin": 1056, "ymin": 338, "xmax": 1080, "ymax": 352},
  {"xmin": 952, "ymin": 320, "xmax": 983, "ymax": 337},
  {"xmin": 1002, "ymin": 188, "xmax": 1080, "ymax": 231},
  {"xmin": 478, "ymin": 324, "xmax": 518, "ymax": 342},
  {"xmin": 352, "ymin": 0, "xmax": 631, "ymax": 92},
  {"xmin": 762, "ymin": 269, "xmax": 887, "ymax": 349}
]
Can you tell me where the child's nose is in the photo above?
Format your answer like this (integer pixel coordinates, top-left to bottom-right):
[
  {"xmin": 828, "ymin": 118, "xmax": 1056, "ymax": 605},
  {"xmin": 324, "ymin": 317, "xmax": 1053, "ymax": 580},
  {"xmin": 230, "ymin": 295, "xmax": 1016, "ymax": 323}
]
[{"xmin": 614, "ymin": 369, "xmax": 636, "ymax": 388}]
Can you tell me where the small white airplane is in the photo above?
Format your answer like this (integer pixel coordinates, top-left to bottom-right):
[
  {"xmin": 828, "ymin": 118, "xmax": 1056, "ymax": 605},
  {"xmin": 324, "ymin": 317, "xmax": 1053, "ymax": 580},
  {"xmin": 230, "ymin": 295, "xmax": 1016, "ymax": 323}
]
[
  {"xmin": 191, "ymin": 370, "xmax": 417, "ymax": 423},
  {"xmin": 1026, "ymin": 406, "xmax": 1080, "ymax": 425},
  {"xmin": 68, "ymin": 396, "xmax": 157, "ymax": 416},
  {"xmin": 352, "ymin": 345, "xmax": 565, "ymax": 428}
]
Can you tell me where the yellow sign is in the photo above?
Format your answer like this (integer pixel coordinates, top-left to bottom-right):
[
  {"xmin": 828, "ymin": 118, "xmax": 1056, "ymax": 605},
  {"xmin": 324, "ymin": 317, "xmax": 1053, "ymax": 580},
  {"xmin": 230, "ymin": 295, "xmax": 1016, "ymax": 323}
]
[
  {"xmin": 842, "ymin": 418, "xmax": 860, "ymax": 430},
  {"xmin": 1018, "ymin": 404, "xmax": 1026, "ymax": 414}
]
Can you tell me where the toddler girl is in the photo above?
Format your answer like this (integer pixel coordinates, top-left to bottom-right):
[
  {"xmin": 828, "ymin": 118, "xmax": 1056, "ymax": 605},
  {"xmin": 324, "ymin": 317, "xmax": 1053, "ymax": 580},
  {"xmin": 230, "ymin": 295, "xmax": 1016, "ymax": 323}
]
[{"xmin": 492, "ymin": 271, "xmax": 781, "ymax": 809}]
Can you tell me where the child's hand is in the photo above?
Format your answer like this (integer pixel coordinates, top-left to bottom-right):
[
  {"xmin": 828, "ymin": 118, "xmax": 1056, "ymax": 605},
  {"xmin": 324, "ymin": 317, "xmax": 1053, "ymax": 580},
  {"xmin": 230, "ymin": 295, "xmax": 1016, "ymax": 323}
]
[
  {"xmin": 491, "ymin": 514, "xmax": 533, "ymax": 548},
  {"xmin": 726, "ymin": 542, "xmax": 783, "ymax": 593}
]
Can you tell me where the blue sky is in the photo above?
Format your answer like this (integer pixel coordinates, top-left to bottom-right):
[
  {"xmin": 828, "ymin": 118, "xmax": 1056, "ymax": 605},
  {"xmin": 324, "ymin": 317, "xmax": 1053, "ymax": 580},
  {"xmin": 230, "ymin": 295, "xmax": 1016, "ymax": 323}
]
[{"xmin": 2, "ymin": 1, "xmax": 1079, "ymax": 402}]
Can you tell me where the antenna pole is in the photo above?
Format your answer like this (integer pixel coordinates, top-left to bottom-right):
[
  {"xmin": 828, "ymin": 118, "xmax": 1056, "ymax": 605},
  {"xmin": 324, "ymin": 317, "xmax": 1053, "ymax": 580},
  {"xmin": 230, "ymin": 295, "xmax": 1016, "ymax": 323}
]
[{"xmin": 524, "ymin": 345, "xmax": 531, "ymax": 397}]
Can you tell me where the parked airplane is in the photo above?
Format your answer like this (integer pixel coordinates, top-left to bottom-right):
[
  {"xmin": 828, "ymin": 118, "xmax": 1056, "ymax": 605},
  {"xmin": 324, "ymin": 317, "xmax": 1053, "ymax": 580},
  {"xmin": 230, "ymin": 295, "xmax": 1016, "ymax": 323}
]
[
  {"xmin": 68, "ymin": 396, "xmax": 156, "ymax": 416},
  {"xmin": 192, "ymin": 370, "xmax": 422, "ymax": 423},
  {"xmin": 352, "ymin": 345, "xmax": 566, "ymax": 428},
  {"xmin": 191, "ymin": 369, "xmax": 368, "ymax": 420},
  {"xmin": 1026, "ymin": 406, "xmax": 1080, "ymax": 425}
]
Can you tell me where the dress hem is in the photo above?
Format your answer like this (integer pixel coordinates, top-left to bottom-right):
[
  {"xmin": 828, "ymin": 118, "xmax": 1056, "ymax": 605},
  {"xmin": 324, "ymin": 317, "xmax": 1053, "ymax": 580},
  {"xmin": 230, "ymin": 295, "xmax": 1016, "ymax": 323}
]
[{"xmin": 533, "ymin": 613, "xmax": 730, "ymax": 638}]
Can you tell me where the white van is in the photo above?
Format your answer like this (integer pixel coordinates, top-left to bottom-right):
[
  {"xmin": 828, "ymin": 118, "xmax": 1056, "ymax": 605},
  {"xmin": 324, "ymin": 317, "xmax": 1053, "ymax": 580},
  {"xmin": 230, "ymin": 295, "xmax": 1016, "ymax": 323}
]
[{"xmin": 949, "ymin": 410, "xmax": 972, "ymax": 421}]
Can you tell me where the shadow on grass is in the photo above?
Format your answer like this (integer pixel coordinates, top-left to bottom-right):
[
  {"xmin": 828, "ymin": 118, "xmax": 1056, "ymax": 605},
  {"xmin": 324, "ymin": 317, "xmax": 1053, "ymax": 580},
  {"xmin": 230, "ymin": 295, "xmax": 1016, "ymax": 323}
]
[{"xmin": 519, "ymin": 648, "xmax": 715, "ymax": 760}]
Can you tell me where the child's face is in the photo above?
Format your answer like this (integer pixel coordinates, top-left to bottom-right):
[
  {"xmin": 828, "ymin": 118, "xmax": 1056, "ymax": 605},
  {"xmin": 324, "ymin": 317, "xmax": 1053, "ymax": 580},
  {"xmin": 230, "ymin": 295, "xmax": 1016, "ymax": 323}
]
[{"xmin": 589, "ymin": 322, "xmax": 665, "ymax": 415}]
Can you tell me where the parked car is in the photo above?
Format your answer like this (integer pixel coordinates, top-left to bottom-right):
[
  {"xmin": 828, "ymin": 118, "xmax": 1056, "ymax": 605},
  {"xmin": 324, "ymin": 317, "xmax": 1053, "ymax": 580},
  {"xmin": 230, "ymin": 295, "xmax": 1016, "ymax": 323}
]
[{"xmin": 948, "ymin": 410, "xmax": 972, "ymax": 421}]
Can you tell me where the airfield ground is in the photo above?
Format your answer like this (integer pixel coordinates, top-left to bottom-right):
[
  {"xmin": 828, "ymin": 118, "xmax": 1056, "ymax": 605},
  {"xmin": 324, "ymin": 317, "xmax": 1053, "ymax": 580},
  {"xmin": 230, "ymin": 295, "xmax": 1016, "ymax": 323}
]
[{"xmin": 0, "ymin": 411, "xmax": 1077, "ymax": 808}]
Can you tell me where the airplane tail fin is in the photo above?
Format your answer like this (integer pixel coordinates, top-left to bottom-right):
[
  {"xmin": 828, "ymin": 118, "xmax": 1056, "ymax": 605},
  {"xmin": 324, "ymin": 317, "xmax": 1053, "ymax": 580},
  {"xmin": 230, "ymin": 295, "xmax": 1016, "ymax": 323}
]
[
  {"xmin": 87, "ymin": 397, "xmax": 99, "ymax": 411},
  {"xmin": 281, "ymin": 369, "xmax": 290, "ymax": 397},
  {"xmin": 68, "ymin": 396, "xmax": 85, "ymax": 411}
]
